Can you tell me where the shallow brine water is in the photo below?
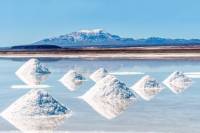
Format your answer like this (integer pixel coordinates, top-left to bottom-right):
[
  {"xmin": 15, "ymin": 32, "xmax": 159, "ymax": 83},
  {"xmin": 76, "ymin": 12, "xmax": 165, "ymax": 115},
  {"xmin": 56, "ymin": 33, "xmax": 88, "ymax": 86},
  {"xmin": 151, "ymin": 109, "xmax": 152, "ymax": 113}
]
[{"xmin": 0, "ymin": 58, "xmax": 199, "ymax": 133}]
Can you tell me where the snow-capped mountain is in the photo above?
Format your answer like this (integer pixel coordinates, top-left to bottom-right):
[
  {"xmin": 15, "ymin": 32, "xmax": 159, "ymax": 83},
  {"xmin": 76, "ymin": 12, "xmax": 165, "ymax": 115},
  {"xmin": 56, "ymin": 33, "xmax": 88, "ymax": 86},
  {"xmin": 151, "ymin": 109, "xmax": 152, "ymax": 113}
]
[
  {"xmin": 32, "ymin": 29, "xmax": 200, "ymax": 47},
  {"xmin": 33, "ymin": 29, "xmax": 129, "ymax": 47}
]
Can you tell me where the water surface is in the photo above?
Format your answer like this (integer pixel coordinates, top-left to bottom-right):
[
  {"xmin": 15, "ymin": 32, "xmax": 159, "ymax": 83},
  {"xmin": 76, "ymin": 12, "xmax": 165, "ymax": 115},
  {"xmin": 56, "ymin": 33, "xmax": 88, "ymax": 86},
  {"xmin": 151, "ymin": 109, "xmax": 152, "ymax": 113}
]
[{"xmin": 0, "ymin": 58, "xmax": 199, "ymax": 133}]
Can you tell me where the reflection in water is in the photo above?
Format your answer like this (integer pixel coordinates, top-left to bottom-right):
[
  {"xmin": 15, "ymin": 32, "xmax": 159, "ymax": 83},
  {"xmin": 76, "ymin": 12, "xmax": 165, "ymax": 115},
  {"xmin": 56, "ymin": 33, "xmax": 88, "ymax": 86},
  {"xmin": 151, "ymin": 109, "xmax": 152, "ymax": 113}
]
[
  {"xmin": 163, "ymin": 71, "xmax": 192, "ymax": 94},
  {"xmin": 109, "ymin": 71, "xmax": 144, "ymax": 75},
  {"xmin": 90, "ymin": 68, "xmax": 108, "ymax": 82},
  {"xmin": 1, "ymin": 114, "xmax": 66, "ymax": 132},
  {"xmin": 131, "ymin": 75, "xmax": 164, "ymax": 101},
  {"xmin": 1, "ymin": 89, "xmax": 72, "ymax": 132},
  {"xmin": 0, "ymin": 59, "xmax": 200, "ymax": 132},
  {"xmin": 15, "ymin": 58, "xmax": 50, "ymax": 85},
  {"xmin": 81, "ymin": 75, "xmax": 136, "ymax": 119},
  {"xmin": 59, "ymin": 70, "xmax": 85, "ymax": 91}
]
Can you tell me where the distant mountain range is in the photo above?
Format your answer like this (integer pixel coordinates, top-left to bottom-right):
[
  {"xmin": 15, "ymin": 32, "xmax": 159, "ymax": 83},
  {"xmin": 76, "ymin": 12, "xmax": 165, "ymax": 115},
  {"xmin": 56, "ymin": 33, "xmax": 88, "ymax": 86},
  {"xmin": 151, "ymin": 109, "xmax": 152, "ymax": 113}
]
[{"xmin": 13, "ymin": 29, "xmax": 200, "ymax": 49}]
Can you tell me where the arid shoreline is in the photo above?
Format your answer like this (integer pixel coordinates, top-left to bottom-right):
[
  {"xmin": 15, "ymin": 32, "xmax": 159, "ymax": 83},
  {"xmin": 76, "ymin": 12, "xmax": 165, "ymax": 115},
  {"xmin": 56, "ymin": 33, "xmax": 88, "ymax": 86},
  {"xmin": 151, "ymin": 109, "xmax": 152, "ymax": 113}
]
[{"xmin": 1, "ymin": 46, "xmax": 200, "ymax": 59}]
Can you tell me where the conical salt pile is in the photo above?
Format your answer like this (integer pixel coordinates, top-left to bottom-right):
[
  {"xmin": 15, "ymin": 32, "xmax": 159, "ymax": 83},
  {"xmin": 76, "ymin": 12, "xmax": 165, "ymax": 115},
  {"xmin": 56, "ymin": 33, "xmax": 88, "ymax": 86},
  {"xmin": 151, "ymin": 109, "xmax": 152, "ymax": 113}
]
[
  {"xmin": 1, "ymin": 89, "xmax": 71, "ymax": 132},
  {"xmin": 90, "ymin": 68, "xmax": 108, "ymax": 82},
  {"xmin": 59, "ymin": 70, "xmax": 85, "ymax": 91},
  {"xmin": 81, "ymin": 75, "xmax": 136, "ymax": 119},
  {"xmin": 16, "ymin": 58, "xmax": 50, "ymax": 85},
  {"xmin": 163, "ymin": 71, "xmax": 192, "ymax": 94},
  {"xmin": 131, "ymin": 75, "xmax": 164, "ymax": 101},
  {"xmin": 1, "ymin": 89, "xmax": 71, "ymax": 117}
]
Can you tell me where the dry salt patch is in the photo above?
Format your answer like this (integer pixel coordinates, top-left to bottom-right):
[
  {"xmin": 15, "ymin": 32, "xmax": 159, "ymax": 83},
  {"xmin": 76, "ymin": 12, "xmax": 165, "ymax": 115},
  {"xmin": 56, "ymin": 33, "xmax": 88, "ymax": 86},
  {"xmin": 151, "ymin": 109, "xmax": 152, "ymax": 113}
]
[
  {"xmin": 109, "ymin": 71, "xmax": 144, "ymax": 75},
  {"xmin": 131, "ymin": 75, "xmax": 164, "ymax": 101},
  {"xmin": 59, "ymin": 70, "xmax": 85, "ymax": 91},
  {"xmin": 163, "ymin": 71, "xmax": 192, "ymax": 94},
  {"xmin": 16, "ymin": 58, "xmax": 50, "ymax": 85},
  {"xmin": 1, "ymin": 89, "xmax": 71, "ymax": 132},
  {"xmin": 90, "ymin": 68, "xmax": 108, "ymax": 82},
  {"xmin": 184, "ymin": 72, "xmax": 200, "ymax": 78},
  {"xmin": 81, "ymin": 75, "xmax": 136, "ymax": 120},
  {"xmin": 11, "ymin": 84, "xmax": 51, "ymax": 90}
]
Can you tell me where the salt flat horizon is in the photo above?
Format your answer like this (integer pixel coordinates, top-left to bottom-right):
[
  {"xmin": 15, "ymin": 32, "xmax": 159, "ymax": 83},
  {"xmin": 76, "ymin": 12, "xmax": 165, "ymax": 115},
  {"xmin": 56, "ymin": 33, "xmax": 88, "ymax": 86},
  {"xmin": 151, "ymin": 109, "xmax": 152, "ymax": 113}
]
[{"xmin": 1, "ymin": 53, "xmax": 200, "ymax": 60}]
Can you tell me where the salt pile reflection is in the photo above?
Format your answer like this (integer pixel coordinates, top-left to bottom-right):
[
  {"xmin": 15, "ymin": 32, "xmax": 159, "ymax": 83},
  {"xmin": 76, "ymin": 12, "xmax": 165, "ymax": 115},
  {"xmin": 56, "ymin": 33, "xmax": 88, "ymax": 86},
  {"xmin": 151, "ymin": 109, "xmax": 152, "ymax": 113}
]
[
  {"xmin": 15, "ymin": 58, "xmax": 50, "ymax": 86},
  {"xmin": 59, "ymin": 70, "xmax": 85, "ymax": 91},
  {"xmin": 163, "ymin": 71, "xmax": 192, "ymax": 94},
  {"xmin": 81, "ymin": 75, "xmax": 136, "ymax": 119},
  {"xmin": 1, "ymin": 89, "xmax": 71, "ymax": 132},
  {"xmin": 1, "ymin": 114, "xmax": 66, "ymax": 132},
  {"xmin": 131, "ymin": 75, "xmax": 164, "ymax": 101}
]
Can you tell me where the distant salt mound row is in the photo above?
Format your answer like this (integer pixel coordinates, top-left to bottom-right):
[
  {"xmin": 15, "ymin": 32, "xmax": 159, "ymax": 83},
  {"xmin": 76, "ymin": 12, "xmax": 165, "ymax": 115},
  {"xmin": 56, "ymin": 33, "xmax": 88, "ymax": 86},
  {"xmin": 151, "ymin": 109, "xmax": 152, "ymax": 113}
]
[
  {"xmin": 16, "ymin": 58, "xmax": 50, "ymax": 85},
  {"xmin": 90, "ymin": 68, "xmax": 108, "ymax": 82},
  {"xmin": 81, "ymin": 75, "xmax": 136, "ymax": 119},
  {"xmin": 59, "ymin": 70, "xmax": 85, "ymax": 91},
  {"xmin": 163, "ymin": 71, "xmax": 192, "ymax": 94},
  {"xmin": 131, "ymin": 75, "xmax": 164, "ymax": 101},
  {"xmin": 1, "ymin": 89, "xmax": 71, "ymax": 118}
]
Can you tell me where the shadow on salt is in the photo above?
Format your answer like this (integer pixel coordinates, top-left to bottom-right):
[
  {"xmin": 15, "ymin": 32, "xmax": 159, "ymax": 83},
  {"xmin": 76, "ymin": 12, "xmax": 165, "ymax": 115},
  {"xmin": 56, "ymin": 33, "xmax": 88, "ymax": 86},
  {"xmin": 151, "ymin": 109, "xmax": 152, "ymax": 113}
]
[
  {"xmin": 11, "ymin": 58, "xmax": 51, "ymax": 89},
  {"xmin": 0, "ymin": 89, "xmax": 72, "ymax": 132},
  {"xmin": 80, "ymin": 74, "xmax": 136, "ymax": 120}
]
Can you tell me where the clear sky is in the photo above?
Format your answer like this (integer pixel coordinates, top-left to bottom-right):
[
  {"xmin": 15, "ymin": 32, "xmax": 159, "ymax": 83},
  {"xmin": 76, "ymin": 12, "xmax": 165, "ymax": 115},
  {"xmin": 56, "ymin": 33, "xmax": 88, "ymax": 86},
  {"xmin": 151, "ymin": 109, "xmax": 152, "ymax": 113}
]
[{"xmin": 0, "ymin": 0, "xmax": 200, "ymax": 46}]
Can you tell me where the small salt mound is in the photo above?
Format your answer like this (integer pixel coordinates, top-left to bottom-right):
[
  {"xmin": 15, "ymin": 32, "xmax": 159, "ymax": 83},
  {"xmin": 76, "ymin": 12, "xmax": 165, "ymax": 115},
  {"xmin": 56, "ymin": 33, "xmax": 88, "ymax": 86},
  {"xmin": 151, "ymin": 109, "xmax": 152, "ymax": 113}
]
[
  {"xmin": 163, "ymin": 71, "xmax": 192, "ymax": 94},
  {"xmin": 90, "ymin": 68, "xmax": 108, "ymax": 82},
  {"xmin": 16, "ymin": 58, "xmax": 50, "ymax": 85},
  {"xmin": 81, "ymin": 75, "xmax": 136, "ymax": 119},
  {"xmin": 1, "ymin": 89, "xmax": 71, "ymax": 118},
  {"xmin": 59, "ymin": 70, "xmax": 85, "ymax": 91},
  {"xmin": 131, "ymin": 75, "xmax": 164, "ymax": 101}
]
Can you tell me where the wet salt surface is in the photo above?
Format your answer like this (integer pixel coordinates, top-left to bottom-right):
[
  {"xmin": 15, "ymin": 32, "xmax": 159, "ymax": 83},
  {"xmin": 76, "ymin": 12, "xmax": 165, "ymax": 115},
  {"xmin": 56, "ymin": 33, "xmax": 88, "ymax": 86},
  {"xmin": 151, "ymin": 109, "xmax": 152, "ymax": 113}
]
[{"xmin": 0, "ymin": 58, "xmax": 200, "ymax": 133}]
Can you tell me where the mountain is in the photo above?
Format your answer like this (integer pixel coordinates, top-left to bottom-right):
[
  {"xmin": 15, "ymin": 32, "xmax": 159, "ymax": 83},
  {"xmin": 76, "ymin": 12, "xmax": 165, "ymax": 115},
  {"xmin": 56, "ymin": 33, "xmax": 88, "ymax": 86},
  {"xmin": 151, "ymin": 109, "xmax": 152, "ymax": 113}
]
[{"xmin": 31, "ymin": 29, "xmax": 200, "ymax": 48}]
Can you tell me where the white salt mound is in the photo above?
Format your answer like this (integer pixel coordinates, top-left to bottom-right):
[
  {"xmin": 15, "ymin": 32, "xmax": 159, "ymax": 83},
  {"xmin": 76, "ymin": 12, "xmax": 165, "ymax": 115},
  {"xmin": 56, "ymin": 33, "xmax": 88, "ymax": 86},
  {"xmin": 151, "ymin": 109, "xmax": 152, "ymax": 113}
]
[
  {"xmin": 82, "ymin": 75, "xmax": 136, "ymax": 119},
  {"xmin": 1, "ymin": 89, "xmax": 71, "ymax": 118},
  {"xmin": 90, "ymin": 68, "xmax": 108, "ymax": 82},
  {"xmin": 131, "ymin": 75, "xmax": 164, "ymax": 101},
  {"xmin": 16, "ymin": 58, "xmax": 50, "ymax": 85},
  {"xmin": 59, "ymin": 70, "xmax": 85, "ymax": 91},
  {"xmin": 163, "ymin": 71, "xmax": 192, "ymax": 94}
]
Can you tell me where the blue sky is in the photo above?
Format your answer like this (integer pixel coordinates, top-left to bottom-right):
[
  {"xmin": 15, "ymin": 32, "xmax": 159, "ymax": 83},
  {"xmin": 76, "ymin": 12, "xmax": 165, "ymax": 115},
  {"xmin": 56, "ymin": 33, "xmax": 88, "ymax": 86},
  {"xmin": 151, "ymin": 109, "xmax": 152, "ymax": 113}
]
[{"xmin": 0, "ymin": 0, "xmax": 200, "ymax": 45}]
